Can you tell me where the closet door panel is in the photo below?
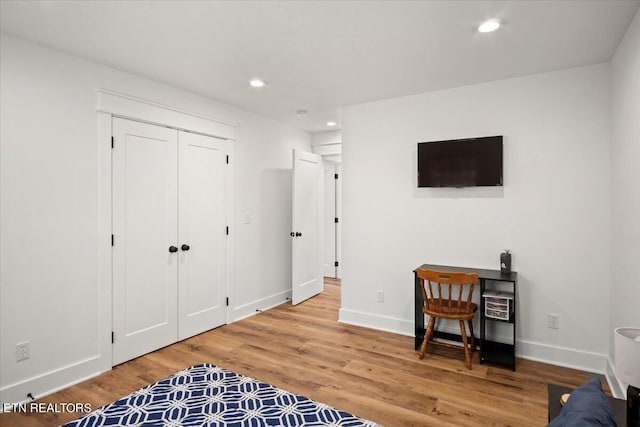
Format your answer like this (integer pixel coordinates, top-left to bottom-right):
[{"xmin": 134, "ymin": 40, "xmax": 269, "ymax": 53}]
[
  {"xmin": 112, "ymin": 118, "xmax": 178, "ymax": 365},
  {"xmin": 178, "ymin": 132, "xmax": 227, "ymax": 340}
]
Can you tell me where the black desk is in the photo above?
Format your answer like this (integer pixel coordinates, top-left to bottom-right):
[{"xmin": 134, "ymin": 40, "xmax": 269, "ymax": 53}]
[{"xmin": 414, "ymin": 263, "xmax": 518, "ymax": 369}]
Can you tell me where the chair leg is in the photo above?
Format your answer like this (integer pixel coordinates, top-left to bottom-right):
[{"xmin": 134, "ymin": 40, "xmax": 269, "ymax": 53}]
[
  {"xmin": 419, "ymin": 316, "xmax": 436, "ymax": 359},
  {"xmin": 467, "ymin": 319, "xmax": 476, "ymax": 353},
  {"xmin": 459, "ymin": 320, "xmax": 472, "ymax": 370}
]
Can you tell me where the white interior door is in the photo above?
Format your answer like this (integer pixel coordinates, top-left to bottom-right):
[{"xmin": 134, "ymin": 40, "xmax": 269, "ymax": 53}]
[
  {"xmin": 112, "ymin": 118, "xmax": 178, "ymax": 365},
  {"xmin": 178, "ymin": 131, "xmax": 227, "ymax": 340},
  {"xmin": 292, "ymin": 149, "xmax": 324, "ymax": 305},
  {"xmin": 323, "ymin": 161, "xmax": 337, "ymax": 278}
]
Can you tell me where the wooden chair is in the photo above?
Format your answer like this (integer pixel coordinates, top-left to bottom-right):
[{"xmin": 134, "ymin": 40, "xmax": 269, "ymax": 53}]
[{"xmin": 417, "ymin": 268, "xmax": 479, "ymax": 369}]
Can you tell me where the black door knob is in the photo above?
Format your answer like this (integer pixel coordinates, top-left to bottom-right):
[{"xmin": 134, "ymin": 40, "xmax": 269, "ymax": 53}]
[
  {"xmin": 169, "ymin": 246, "xmax": 178, "ymax": 253},
  {"xmin": 181, "ymin": 244, "xmax": 190, "ymax": 251},
  {"xmin": 295, "ymin": 232, "xmax": 302, "ymax": 237},
  {"xmin": 290, "ymin": 232, "xmax": 295, "ymax": 237}
]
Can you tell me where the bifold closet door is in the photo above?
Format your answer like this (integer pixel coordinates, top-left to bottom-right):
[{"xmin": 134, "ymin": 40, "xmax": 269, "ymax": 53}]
[
  {"xmin": 112, "ymin": 118, "xmax": 179, "ymax": 366},
  {"xmin": 177, "ymin": 131, "xmax": 227, "ymax": 340}
]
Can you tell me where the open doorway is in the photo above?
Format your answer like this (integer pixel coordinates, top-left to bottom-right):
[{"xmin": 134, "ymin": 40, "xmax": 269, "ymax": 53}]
[
  {"xmin": 311, "ymin": 129, "xmax": 342, "ymax": 282},
  {"xmin": 323, "ymin": 160, "xmax": 341, "ymax": 279}
]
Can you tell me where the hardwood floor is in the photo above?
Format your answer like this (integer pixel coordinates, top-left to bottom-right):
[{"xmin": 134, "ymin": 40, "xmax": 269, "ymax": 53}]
[{"xmin": 2, "ymin": 278, "xmax": 602, "ymax": 426}]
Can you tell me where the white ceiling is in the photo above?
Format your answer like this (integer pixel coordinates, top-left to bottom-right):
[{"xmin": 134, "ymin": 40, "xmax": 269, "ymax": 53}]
[{"xmin": 1, "ymin": 0, "xmax": 638, "ymax": 132}]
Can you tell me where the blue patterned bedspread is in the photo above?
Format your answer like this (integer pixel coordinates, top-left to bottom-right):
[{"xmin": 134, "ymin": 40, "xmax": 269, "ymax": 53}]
[{"xmin": 63, "ymin": 363, "xmax": 381, "ymax": 426}]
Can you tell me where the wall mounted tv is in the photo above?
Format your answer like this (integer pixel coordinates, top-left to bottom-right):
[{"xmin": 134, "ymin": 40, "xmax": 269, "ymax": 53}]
[{"xmin": 417, "ymin": 136, "xmax": 503, "ymax": 188}]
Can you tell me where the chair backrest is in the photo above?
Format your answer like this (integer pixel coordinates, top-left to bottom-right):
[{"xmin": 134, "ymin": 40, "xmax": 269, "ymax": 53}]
[{"xmin": 417, "ymin": 268, "xmax": 478, "ymax": 315}]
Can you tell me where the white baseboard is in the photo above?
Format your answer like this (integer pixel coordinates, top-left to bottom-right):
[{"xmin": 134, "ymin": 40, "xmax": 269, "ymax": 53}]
[
  {"xmin": 232, "ymin": 290, "xmax": 291, "ymax": 322},
  {"xmin": 516, "ymin": 339, "xmax": 607, "ymax": 374},
  {"xmin": 1, "ymin": 303, "xmax": 621, "ymax": 406},
  {"xmin": 0, "ymin": 355, "xmax": 104, "ymax": 405},
  {"xmin": 606, "ymin": 356, "xmax": 625, "ymax": 399},
  {"xmin": 339, "ymin": 308, "xmax": 510, "ymax": 341},
  {"xmin": 1, "ymin": 291, "xmax": 291, "ymax": 406},
  {"xmin": 338, "ymin": 308, "xmax": 613, "ymax": 380},
  {"xmin": 338, "ymin": 308, "xmax": 414, "ymax": 336}
]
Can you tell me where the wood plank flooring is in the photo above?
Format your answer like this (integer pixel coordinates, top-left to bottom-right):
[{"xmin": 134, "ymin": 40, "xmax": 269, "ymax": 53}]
[{"xmin": 1, "ymin": 278, "xmax": 602, "ymax": 426}]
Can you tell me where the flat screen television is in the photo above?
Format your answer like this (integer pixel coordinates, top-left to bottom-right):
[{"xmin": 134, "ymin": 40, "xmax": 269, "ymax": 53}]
[{"xmin": 417, "ymin": 136, "xmax": 503, "ymax": 188}]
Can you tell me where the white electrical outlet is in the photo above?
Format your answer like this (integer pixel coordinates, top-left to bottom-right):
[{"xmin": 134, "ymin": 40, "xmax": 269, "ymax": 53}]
[
  {"xmin": 16, "ymin": 341, "xmax": 30, "ymax": 361},
  {"xmin": 548, "ymin": 314, "xmax": 559, "ymax": 330},
  {"xmin": 376, "ymin": 290, "xmax": 384, "ymax": 303}
]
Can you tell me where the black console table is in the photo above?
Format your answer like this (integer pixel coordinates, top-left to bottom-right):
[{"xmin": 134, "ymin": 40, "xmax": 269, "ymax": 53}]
[{"xmin": 414, "ymin": 263, "xmax": 518, "ymax": 370}]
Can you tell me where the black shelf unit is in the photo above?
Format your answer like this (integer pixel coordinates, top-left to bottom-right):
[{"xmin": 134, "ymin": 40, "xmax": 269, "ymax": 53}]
[
  {"xmin": 480, "ymin": 340, "xmax": 514, "ymax": 368},
  {"xmin": 414, "ymin": 264, "xmax": 518, "ymax": 370},
  {"xmin": 480, "ymin": 277, "xmax": 517, "ymax": 371}
]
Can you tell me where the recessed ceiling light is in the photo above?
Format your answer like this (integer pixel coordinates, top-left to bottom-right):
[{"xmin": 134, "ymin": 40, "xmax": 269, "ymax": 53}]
[
  {"xmin": 477, "ymin": 19, "xmax": 504, "ymax": 33},
  {"xmin": 249, "ymin": 79, "xmax": 266, "ymax": 88},
  {"xmin": 326, "ymin": 121, "xmax": 337, "ymax": 127}
]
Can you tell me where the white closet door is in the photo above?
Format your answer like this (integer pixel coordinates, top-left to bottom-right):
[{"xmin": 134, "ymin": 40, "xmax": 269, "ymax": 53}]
[
  {"xmin": 112, "ymin": 118, "xmax": 178, "ymax": 365},
  {"xmin": 178, "ymin": 132, "xmax": 227, "ymax": 340}
]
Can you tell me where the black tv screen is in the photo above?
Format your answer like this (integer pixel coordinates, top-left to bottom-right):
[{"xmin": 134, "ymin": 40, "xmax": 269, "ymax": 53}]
[{"xmin": 417, "ymin": 136, "xmax": 503, "ymax": 188}]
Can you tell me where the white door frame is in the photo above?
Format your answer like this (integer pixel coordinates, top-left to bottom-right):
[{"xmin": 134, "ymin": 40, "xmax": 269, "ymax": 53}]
[
  {"xmin": 334, "ymin": 163, "xmax": 342, "ymax": 279},
  {"xmin": 96, "ymin": 90, "xmax": 235, "ymax": 370},
  {"xmin": 322, "ymin": 161, "xmax": 337, "ymax": 278}
]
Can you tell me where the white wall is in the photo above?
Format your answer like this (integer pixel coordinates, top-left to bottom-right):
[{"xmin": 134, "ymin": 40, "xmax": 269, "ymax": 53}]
[
  {"xmin": 341, "ymin": 64, "xmax": 612, "ymax": 371},
  {"xmin": 610, "ymin": 9, "xmax": 640, "ymax": 385},
  {"xmin": 0, "ymin": 33, "xmax": 310, "ymax": 403},
  {"xmin": 232, "ymin": 114, "xmax": 310, "ymax": 317}
]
